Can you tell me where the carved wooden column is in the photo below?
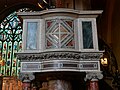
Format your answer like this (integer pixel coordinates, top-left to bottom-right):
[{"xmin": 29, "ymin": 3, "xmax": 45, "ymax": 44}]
[
  {"xmin": 85, "ymin": 72, "xmax": 103, "ymax": 90},
  {"xmin": 48, "ymin": 80, "xmax": 72, "ymax": 90}
]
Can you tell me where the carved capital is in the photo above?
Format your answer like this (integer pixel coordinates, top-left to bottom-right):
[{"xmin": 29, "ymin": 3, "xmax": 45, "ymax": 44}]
[
  {"xmin": 85, "ymin": 72, "xmax": 103, "ymax": 81},
  {"xmin": 19, "ymin": 73, "xmax": 35, "ymax": 82}
]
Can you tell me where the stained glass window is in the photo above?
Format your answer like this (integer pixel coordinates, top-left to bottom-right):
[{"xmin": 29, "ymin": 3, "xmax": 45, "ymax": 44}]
[
  {"xmin": 0, "ymin": 12, "xmax": 22, "ymax": 76},
  {"xmin": 45, "ymin": 18, "xmax": 75, "ymax": 49}
]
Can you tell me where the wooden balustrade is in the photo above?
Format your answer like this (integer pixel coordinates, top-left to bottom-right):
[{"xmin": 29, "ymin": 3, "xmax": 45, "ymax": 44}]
[{"xmin": 0, "ymin": 76, "xmax": 22, "ymax": 90}]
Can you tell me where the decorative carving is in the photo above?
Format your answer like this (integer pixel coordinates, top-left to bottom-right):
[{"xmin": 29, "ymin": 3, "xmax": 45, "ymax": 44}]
[
  {"xmin": 16, "ymin": 51, "xmax": 103, "ymax": 61},
  {"xmin": 20, "ymin": 61, "xmax": 99, "ymax": 72},
  {"xmin": 19, "ymin": 73, "xmax": 35, "ymax": 82},
  {"xmin": 16, "ymin": 51, "xmax": 102, "ymax": 72},
  {"xmin": 85, "ymin": 72, "xmax": 103, "ymax": 81}
]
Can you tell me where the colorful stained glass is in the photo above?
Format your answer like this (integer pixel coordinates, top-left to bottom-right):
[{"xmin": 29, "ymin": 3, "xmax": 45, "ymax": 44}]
[
  {"xmin": 0, "ymin": 12, "xmax": 22, "ymax": 76},
  {"xmin": 45, "ymin": 18, "xmax": 75, "ymax": 49}
]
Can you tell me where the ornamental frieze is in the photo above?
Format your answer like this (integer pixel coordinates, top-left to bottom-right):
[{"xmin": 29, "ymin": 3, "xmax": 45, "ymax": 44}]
[{"xmin": 16, "ymin": 51, "xmax": 103, "ymax": 61}]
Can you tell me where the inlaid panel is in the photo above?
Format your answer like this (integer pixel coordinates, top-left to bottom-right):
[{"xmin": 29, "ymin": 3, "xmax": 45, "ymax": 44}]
[
  {"xmin": 26, "ymin": 22, "xmax": 38, "ymax": 50},
  {"xmin": 45, "ymin": 18, "xmax": 75, "ymax": 49},
  {"xmin": 82, "ymin": 21, "xmax": 93, "ymax": 49}
]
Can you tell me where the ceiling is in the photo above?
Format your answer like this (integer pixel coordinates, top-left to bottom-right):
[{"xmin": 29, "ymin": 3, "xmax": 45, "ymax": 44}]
[{"xmin": 0, "ymin": 0, "xmax": 107, "ymax": 22}]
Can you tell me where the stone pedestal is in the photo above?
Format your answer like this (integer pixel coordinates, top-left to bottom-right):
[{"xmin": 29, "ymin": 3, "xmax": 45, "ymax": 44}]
[{"xmin": 48, "ymin": 80, "xmax": 72, "ymax": 90}]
